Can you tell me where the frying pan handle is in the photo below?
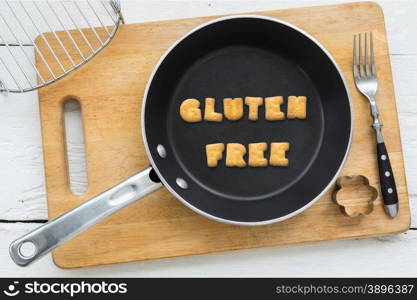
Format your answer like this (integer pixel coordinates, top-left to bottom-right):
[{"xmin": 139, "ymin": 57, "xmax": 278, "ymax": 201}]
[{"xmin": 9, "ymin": 167, "xmax": 162, "ymax": 266}]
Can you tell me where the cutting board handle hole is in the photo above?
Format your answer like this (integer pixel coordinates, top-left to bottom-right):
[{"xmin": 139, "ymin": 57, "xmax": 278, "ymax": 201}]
[{"xmin": 63, "ymin": 98, "xmax": 89, "ymax": 195}]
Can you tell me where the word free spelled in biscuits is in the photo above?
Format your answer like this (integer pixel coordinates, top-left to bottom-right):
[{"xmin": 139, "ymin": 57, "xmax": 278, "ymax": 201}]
[{"xmin": 206, "ymin": 142, "xmax": 290, "ymax": 168}]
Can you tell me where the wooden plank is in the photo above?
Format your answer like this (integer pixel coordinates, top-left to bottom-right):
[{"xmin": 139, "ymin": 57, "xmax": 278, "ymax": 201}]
[
  {"xmin": 1, "ymin": 0, "xmax": 416, "ymax": 279},
  {"xmin": 1, "ymin": 0, "xmax": 416, "ymax": 278},
  {"xmin": 1, "ymin": 223, "xmax": 417, "ymax": 277},
  {"xmin": 36, "ymin": 2, "xmax": 411, "ymax": 268},
  {"xmin": 0, "ymin": 91, "xmax": 47, "ymax": 221},
  {"xmin": 1, "ymin": 0, "xmax": 416, "ymax": 225}
]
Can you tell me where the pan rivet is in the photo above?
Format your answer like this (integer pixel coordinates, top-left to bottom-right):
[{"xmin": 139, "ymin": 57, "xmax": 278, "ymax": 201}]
[
  {"xmin": 157, "ymin": 144, "xmax": 167, "ymax": 158},
  {"xmin": 176, "ymin": 178, "xmax": 188, "ymax": 189}
]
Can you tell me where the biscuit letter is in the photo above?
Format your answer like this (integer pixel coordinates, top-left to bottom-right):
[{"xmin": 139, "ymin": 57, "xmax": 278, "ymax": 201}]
[
  {"xmin": 226, "ymin": 143, "xmax": 247, "ymax": 167},
  {"xmin": 287, "ymin": 96, "xmax": 307, "ymax": 119},
  {"xmin": 245, "ymin": 97, "xmax": 263, "ymax": 121},
  {"xmin": 248, "ymin": 143, "xmax": 268, "ymax": 167},
  {"xmin": 270, "ymin": 143, "xmax": 290, "ymax": 167},
  {"xmin": 204, "ymin": 98, "xmax": 223, "ymax": 122},
  {"xmin": 206, "ymin": 143, "xmax": 225, "ymax": 167},
  {"xmin": 180, "ymin": 98, "xmax": 202, "ymax": 122},
  {"xmin": 265, "ymin": 96, "xmax": 285, "ymax": 120},
  {"xmin": 223, "ymin": 98, "xmax": 243, "ymax": 121}
]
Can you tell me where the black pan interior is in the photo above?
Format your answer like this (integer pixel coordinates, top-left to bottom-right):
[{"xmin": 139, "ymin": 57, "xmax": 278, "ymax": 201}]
[{"xmin": 144, "ymin": 17, "xmax": 351, "ymax": 223}]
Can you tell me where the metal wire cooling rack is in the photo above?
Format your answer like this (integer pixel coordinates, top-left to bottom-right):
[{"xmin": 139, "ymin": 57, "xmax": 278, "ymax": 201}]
[{"xmin": 0, "ymin": 0, "xmax": 124, "ymax": 93}]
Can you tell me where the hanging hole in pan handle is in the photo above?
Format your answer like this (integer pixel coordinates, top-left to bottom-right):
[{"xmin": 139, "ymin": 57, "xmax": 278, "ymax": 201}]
[
  {"xmin": 10, "ymin": 238, "xmax": 42, "ymax": 266},
  {"xmin": 18, "ymin": 241, "xmax": 37, "ymax": 258}
]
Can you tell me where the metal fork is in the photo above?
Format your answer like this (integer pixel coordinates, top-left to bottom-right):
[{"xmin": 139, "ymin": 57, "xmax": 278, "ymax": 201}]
[{"xmin": 353, "ymin": 32, "xmax": 398, "ymax": 217}]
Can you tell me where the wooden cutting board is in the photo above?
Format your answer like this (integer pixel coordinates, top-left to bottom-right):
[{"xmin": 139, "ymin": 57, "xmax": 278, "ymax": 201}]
[{"xmin": 37, "ymin": 1, "xmax": 410, "ymax": 268}]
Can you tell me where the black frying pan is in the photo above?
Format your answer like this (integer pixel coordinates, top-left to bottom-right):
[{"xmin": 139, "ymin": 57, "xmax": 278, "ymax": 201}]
[{"xmin": 10, "ymin": 15, "xmax": 352, "ymax": 266}]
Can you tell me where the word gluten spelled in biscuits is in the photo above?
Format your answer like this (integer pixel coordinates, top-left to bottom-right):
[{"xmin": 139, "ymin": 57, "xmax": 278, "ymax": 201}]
[
  {"xmin": 179, "ymin": 96, "xmax": 308, "ymax": 168},
  {"xmin": 180, "ymin": 96, "xmax": 307, "ymax": 122}
]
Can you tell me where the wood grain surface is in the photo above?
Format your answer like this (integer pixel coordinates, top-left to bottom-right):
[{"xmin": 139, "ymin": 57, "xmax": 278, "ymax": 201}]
[{"xmin": 36, "ymin": 1, "xmax": 410, "ymax": 268}]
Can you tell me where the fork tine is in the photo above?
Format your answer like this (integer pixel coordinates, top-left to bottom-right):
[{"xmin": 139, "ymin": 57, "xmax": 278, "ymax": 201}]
[
  {"xmin": 365, "ymin": 32, "xmax": 371, "ymax": 76},
  {"xmin": 353, "ymin": 34, "xmax": 359, "ymax": 78},
  {"xmin": 370, "ymin": 32, "xmax": 376, "ymax": 75},
  {"xmin": 359, "ymin": 33, "xmax": 365, "ymax": 77}
]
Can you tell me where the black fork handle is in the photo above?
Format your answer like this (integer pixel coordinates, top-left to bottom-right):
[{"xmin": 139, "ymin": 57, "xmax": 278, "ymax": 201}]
[{"xmin": 376, "ymin": 142, "xmax": 399, "ymax": 213}]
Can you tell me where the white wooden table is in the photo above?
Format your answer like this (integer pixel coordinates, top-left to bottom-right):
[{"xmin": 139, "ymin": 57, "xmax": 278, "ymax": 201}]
[{"xmin": 1, "ymin": 0, "xmax": 416, "ymax": 277}]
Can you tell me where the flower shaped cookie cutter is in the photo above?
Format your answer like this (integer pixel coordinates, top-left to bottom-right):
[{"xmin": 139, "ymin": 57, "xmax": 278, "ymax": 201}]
[{"xmin": 332, "ymin": 175, "xmax": 378, "ymax": 217}]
